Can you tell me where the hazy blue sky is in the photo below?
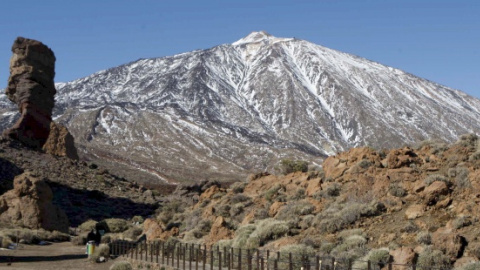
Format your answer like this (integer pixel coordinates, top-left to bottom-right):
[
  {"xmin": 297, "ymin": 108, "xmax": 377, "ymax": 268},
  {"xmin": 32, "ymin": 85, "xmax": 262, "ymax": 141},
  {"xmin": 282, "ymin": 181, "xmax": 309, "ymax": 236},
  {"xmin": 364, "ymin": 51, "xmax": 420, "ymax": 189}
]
[{"xmin": 1, "ymin": 0, "xmax": 479, "ymax": 97}]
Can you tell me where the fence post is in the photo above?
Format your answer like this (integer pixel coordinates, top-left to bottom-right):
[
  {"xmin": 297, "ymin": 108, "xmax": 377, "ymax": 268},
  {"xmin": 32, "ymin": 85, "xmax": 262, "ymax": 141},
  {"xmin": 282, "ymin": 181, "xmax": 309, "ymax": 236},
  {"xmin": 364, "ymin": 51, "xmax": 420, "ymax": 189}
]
[
  {"xmin": 196, "ymin": 246, "xmax": 199, "ymax": 270},
  {"xmin": 203, "ymin": 245, "xmax": 207, "ymax": 270},
  {"xmin": 266, "ymin": 250, "xmax": 270, "ymax": 270},
  {"xmin": 261, "ymin": 257, "xmax": 265, "ymax": 270},
  {"xmin": 135, "ymin": 243, "xmax": 138, "ymax": 261},
  {"xmin": 348, "ymin": 259, "xmax": 352, "ymax": 270},
  {"xmin": 238, "ymin": 249, "xmax": 242, "ymax": 270},
  {"xmin": 177, "ymin": 245, "xmax": 180, "ymax": 269},
  {"xmin": 210, "ymin": 249, "xmax": 214, "ymax": 270},
  {"xmin": 219, "ymin": 251, "xmax": 222, "ymax": 269},
  {"xmin": 274, "ymin": 259, "xmax": 278, "ymax": 270},
  {"xmin": 388, "ymin": 263, "xmax": 392, "ymax": 270},
  {"xmin": 256, "ymin": 250, "xmax": 260, "ymax": 270},
  {"xmin": 247, "ymin": 249, "xmax": 252, "ymax": 270},
  {"xmin": 412, "ymin": 263, "xmax": 416, "ymax": 270},
  {"xmin": 183, "ymin": 244, "xmax": 186, "ymax": 270},
  {"xmin": 289, "ymin": 253, "xmax": 293, "ymax": 270},
  {"xmin": 230, "ymin": 248, "xmax": 234, "ymax": 269},
  {"xmin": 331, "ymin": 258, "xmax": 335, "ymax": 270},
  {"xmin": 315, "ymin": 256, "xmax": 320, "ymax": 270}
]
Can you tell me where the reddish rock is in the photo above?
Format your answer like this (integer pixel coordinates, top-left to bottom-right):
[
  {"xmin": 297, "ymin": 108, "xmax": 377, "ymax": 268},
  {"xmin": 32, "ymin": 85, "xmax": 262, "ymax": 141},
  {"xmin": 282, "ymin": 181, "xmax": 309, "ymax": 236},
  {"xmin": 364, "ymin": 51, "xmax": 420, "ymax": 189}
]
[
  {"xmin": 143, "ymin": 218, "xmax": 179, "ymax": 241},
  {"xmin": 42, "ymin": 121, "xmax": 79, "ymax": 160},
  {"xmin": 386, "ymin": 147, "xmax": 420, "ymax": 169},
  {"xmin": 3, "ymin": 37, "xmax": 56, "ymax": 149},
  {"xmin": 204, "ymin": 216, "xmax": 233, "ymax": 247},
  {"xmin": 0, "ymin": 172, "xmax": 69, "ymax": 232},
  {"xmin": 423, "ymin": 181, "xmax": 449, "ymax": 205},
  {"xmin": 143, "ymin": 218, "xmax": 164, "ymax": 241},
  {"xmin": 432, "ymin": 227, "xmax": 466, "ymax": 260},
  {"xmin": 390, "ymin": 247, "xmax": 416, "ymax": 269},
  {"xmin": 405, "ymin": 204, "xmax": 425, "ymax": 220}
]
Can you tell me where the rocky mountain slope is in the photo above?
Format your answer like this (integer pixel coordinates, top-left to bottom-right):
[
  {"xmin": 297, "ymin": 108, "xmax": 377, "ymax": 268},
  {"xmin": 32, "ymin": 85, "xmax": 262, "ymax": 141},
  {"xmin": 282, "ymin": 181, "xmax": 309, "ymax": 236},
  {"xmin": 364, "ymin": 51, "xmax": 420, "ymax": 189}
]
[
  {"xmin": 143, "ymin": 134, "xmax": 480, "ymax": 269},
  {"xmin": 2, "ymin": 31, "xmax": 480, "ymax": 184},
  {"xmin": 0, "ymin": 138, "xmax": 170, "ymax": 226}
]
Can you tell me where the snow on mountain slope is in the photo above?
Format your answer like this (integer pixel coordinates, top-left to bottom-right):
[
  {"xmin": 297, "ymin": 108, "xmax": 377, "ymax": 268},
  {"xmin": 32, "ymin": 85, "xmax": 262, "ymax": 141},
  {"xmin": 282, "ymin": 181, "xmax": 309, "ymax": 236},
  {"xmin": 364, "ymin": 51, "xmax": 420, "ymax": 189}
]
[{"xmin": 1, "ymin": 31, "xmax": 480, "ymax": 184}]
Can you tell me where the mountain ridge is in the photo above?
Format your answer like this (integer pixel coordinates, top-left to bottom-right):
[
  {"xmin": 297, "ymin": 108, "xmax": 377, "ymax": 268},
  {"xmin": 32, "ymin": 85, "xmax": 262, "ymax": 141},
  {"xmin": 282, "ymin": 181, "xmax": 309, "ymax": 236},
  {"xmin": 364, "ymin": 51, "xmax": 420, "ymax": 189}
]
[{"xmin": 1, "ymin": 32, "xmax": 479, "ymax": 184}]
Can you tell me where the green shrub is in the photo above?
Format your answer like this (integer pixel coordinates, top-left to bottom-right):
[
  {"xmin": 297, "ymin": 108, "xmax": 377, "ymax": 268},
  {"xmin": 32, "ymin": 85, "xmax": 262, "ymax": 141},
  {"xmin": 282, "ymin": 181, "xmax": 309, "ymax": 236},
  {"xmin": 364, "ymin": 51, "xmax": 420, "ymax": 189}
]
[
  {"xmin": 230, "ymin": 194, "xmax": 250, "ymax": 204},
  {"xmin": 401, "ymin": 222, "xmax": 419, "ymax": 233},
  {"xmin": 72, "ymin": 235, "xmax": 87, "ymax": 246},
  {"xmin": 459, "ymin": 262, "xmax": 480, "ymax": 270},
  {"xmin": 215, "ymin": 204, "xmax": 231, "ymax": 218},
  {"xmin": 389, "ymin": 184, "xmax": 406, "ymax": 197},
  {"xmin": 417, "ymin": 247, "xmax": 451, "ymax": 270},
  {"xmin": 424, "ymin": 174, "xmax": 450, "ymax": 186},
  {"xmin": 457, "ymin": 133, "xmax": 478, "ymax": 147},
  {"xmin": 275, "ymin": 201, "xmax": 315, "ymax": 221},
  {"xmin": 289, "ymin": 188, "xmax": 306, "ymax": 200},
  {"xmin": 131, "ymin": 216, "xmax": 144, "ymax": 224},
  {"xmin": 416, "ymin": 231, "xmax": 431, "ymax": 245},
  {"xmin": 264, "ymin": 184, "xmax": 283, "ymax": 202},
  {"xmin": 277, "ymin": 244, "xmax": 316, "ymax": 269},
  {"xmin": 89, "ymin": 243, "xmax": 110, "ymax": 263},
  {"xmin": 100, "ymin": 218, "xmax": 129, "ymax": 233},
  {"xmin": 331, "ymin": 235, "xmax": 367, "ymax": 262},
  {"xmin": 455, "ymin": 167, "xmax": 471, "ymax": 189},
  {"xmin": 231, "ymin": 224, "xmax": 256, "ymax": 248},
  {"xmin": 230, "ymin": 182, "xmax": 247, "ymax": 193},
  {"xmin": 123, "ymin": 227, "xmax": 143, "ymax": 240},
  {"xmin": 337, "ymin": 229, "xmax": 365, "ymax": 240},
  {"xmin": 250, "ymin": 219, "xmax": 289, "ymax": 246},
  {"xmin": 109, "ymin": 261, "xmax": 133, "ymax": 270},
  {"xmin": 357, "ymin": 159, "xmax": 372, "ymax": 169},
  {"xmin": 315, "ymin": 201, "xmax": 384, "ymax": 233},
  {"xmin": 452, "ymin": 216, "xmax": 471, "ymax": 229},
  {"xmin": 79, "ymin": 219, "xmax": 97, "ymax": 232},
  {"xmin": 279, "ymin": 159, "xmax": 308, "ymax": 174},
  {"xmin": 230, "ymin": 203, "xmax": 244, "ymax": 217}
]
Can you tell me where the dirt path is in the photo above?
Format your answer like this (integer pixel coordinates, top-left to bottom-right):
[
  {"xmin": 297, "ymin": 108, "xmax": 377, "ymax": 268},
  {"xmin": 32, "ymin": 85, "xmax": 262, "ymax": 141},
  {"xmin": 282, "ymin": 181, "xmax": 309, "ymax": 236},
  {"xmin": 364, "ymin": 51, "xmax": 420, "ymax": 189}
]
[{"xmin": 0, "ymin": 242, "xmax": 118, "ymax": 270}]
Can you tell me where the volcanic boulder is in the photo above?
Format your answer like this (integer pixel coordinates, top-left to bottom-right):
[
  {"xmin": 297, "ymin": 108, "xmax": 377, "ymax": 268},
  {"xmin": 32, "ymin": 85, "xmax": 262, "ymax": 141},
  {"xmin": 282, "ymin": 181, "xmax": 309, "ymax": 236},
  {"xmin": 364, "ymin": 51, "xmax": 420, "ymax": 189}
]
[
  {"xmin": 3, "ymin": 37, "xmax": 56, "ymax": 149},
  {"xmin": 0, "ymin": 171, "xmax": 69, "ymax": 232},
  {"xmin": 42, "ymin": 121, "xmax": 79, "ymax": 160}
]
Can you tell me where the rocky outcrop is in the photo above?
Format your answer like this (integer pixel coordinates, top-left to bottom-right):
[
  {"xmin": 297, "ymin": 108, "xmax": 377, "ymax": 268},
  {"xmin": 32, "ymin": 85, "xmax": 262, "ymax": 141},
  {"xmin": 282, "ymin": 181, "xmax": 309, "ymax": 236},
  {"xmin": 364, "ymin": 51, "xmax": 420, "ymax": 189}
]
[
  {"xmin": 2, "ymin": 37, "xmax": 78, "ymax": 159},
  {"xmin": 0, "ymin": 172, "xmax": 69, "ymax": 232},
  {"xmin": 42, "ymin": 121, "xmax": 79, "ymax": 160},
  {"xmin": 3, "ymin": 37, "xmax": 56, "ymax": 149}
]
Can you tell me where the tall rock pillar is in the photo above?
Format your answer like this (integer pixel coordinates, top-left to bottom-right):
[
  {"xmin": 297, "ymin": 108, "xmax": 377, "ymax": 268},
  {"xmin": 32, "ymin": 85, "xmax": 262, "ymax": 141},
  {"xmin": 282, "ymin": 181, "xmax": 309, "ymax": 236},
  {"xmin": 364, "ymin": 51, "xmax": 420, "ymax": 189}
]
[{"xmin": 3, "ymin": 37, "xmax": 56, "ymax": 149}]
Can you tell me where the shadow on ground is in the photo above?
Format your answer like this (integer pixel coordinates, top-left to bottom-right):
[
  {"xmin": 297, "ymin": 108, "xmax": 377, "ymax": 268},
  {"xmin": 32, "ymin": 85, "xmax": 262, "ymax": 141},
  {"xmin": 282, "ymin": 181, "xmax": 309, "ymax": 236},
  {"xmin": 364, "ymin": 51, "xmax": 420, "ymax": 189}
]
[{"xmin": 48, "ymin": 181, "xmax": 157, "ymax": 227}]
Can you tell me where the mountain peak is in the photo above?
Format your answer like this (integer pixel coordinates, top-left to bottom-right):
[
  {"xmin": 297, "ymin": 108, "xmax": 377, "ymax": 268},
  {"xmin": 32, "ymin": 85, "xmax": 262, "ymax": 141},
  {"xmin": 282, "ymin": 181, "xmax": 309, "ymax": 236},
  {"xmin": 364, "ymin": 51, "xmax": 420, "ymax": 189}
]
[{"xmin": 232, "ymin": 31, "xmax": 292, "ymax": 46}]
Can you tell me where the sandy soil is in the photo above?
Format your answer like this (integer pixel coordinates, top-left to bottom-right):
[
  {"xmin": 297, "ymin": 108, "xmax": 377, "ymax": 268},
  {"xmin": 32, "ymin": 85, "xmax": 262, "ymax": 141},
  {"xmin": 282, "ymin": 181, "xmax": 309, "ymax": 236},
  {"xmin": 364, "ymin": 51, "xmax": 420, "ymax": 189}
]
[{"xmin": 0, "ymin": 242, "xmax": 119, "ymax": 270}]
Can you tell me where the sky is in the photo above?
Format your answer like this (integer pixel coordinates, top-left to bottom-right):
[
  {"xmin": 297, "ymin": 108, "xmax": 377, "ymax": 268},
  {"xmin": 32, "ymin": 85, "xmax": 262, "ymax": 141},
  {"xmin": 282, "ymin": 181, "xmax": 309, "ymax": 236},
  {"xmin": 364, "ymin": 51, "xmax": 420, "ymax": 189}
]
[{"xmin": 0, "ymin": 0, "xmax": 479, "ymax": 98}]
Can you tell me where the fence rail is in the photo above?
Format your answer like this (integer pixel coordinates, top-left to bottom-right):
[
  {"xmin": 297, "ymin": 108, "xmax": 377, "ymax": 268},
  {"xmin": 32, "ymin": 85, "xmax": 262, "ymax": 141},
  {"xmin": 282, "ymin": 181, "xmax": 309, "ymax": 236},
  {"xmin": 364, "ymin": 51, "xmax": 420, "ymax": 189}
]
[{"xmin": 109, "ymin": 240, "xmax": 448, "ymax": 270}]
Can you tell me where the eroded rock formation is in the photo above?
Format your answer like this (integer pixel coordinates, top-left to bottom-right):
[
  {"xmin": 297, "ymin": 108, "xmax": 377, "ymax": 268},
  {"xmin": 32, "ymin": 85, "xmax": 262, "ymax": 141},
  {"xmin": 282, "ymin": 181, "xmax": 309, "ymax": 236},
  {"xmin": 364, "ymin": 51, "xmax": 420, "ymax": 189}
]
[
  {"xmin": 0, "ymin": 171, "xmax": 69, "ymax": 232},
  {"xmin": 3, "ymin": 37, "xmax": 78, "ymax": 159},
  {"xmin": 42, "ymin": 121, "xmax": 79, "ymax": 160},
  {"xmin": 3, "ymin": 37, "xmax": 56, "ymax": 149}
]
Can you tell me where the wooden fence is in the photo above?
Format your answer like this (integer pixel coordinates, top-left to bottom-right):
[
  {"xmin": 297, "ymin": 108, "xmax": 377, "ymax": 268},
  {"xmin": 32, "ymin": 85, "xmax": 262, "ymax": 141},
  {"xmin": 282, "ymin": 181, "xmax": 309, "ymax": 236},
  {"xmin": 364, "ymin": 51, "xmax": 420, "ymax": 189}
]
[{"xmin": 109, "ymin": 240, "xmax": 446, "ymax": 270}]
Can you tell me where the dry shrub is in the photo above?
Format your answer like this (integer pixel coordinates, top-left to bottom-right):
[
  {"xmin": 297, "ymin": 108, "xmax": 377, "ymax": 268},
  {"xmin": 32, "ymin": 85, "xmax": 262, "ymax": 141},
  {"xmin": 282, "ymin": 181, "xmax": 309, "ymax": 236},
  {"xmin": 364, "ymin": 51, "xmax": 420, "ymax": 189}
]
[
  {"xmin": 424, "ymin": 174, "xmax": 450, "ymax": 186},
  {"xmin": 79, "ymin": 219, "xmax": 97, "ymax": 232},
  {"xmin": 89, "ymin": 243, "xmax": 110, "ymax": 263},
  {"xmin": 99, "ymin": 218, "xmax": 129, "ymax": 233},
  {"xmin": 416, "ymin": 247, "xmax": 451, "ymax": 270},
  {"xmin": 72, "ymin": 235, "xmax": 87, "ymax": 245},
  {"xmin": 416, "ymin": 231, "xmax": 432, "ymax": 245}
]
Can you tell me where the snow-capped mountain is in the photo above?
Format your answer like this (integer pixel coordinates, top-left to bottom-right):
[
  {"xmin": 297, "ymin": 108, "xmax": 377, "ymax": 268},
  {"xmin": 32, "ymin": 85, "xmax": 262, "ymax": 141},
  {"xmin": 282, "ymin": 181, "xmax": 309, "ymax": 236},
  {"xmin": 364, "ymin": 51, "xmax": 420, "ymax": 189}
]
[{"xmin": 2, "ymin": 31, "xmax": 480, "ymax": 184}]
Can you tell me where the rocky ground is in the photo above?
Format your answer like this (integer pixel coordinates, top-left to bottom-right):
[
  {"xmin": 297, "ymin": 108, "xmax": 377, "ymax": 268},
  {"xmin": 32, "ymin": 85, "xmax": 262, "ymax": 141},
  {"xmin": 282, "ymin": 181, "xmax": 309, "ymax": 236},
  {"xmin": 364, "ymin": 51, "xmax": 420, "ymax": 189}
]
[
  {"xmin": 139, "ymin": 134, "xmax": 480, "ymax": 269},
  {"xmin": 0, "ymin": 138, "xmax": 175, "ymax": 226}
]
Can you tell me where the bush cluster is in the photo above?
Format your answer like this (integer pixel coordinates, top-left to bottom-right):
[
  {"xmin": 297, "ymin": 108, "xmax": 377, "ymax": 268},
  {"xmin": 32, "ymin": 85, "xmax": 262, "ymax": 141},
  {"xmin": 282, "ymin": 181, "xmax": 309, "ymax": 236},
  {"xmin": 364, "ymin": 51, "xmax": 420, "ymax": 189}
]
[{"xmin": 279, "ymin": 159, "xmax": 309, "ymax": 174}]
